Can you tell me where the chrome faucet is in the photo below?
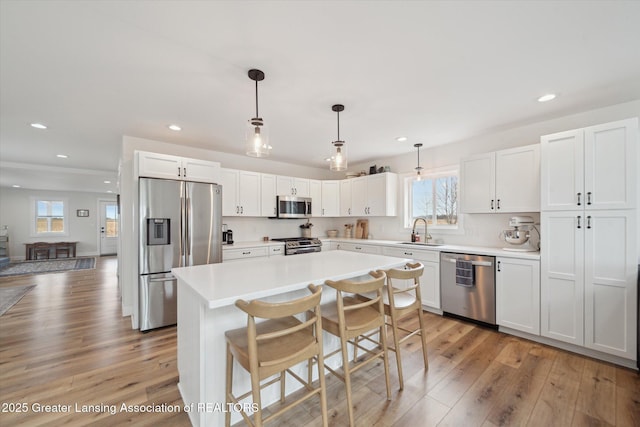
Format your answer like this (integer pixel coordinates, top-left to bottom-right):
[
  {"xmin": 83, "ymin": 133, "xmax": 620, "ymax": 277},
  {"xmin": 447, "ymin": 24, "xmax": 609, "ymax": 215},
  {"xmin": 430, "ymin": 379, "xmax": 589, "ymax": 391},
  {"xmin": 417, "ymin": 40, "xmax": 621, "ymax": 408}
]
[{"xmin": 412, "ymin": 217, "xmax": 432, "ymax": 243}]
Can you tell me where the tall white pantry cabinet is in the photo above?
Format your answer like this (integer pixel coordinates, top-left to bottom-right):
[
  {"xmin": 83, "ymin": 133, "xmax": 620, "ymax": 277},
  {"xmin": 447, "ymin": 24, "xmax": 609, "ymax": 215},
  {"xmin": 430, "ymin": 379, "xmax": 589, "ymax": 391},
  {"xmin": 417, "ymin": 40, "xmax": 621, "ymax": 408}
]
[{"xmin": 540, "ymin": 118, "xmax": 638, "ymax": 361}]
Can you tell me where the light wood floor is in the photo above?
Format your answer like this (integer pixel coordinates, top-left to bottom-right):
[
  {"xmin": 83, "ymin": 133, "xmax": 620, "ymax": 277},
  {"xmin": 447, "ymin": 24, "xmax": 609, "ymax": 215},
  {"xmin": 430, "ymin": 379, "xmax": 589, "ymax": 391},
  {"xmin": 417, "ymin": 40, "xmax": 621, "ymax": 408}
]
[{"xmin": 0, "ymin": 256, "xmax": 638, "ymax": 426}]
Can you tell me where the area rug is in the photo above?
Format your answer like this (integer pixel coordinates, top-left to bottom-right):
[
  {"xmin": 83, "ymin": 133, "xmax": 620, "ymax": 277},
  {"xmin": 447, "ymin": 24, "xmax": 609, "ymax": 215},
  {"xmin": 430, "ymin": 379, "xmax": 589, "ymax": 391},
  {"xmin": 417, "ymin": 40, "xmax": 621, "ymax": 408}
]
[
  {"xmin": 0, "ymin": 285, "xmax": 36, "ymax": 316},
  {"xmin": 0, "ymin": 258, "xmax": 96, "ymax": 277}
]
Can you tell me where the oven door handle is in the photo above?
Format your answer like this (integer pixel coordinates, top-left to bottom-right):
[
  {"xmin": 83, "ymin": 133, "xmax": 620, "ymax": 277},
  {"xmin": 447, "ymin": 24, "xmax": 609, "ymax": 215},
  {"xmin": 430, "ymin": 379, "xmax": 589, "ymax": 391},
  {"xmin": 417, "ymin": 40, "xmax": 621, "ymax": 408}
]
[
  {"xmin": 443, "ymin": 258, "xmax": 493, "ymax": 267},
  {"xmin": 290, "ymin": 247, "xmax": 320, "ymax": 255}
]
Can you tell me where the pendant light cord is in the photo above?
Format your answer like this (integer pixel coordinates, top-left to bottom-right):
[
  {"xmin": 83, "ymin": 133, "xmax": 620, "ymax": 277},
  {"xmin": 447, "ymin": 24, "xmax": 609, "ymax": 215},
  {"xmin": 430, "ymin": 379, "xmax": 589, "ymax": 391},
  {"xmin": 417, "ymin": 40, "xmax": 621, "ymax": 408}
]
[
  {"xmin": 336, "ymin": 109, "xmax": 340, "ymax": 141},
  {"xmin": 255, "ymin": 80, "xmax": 259, "ymax": 118}
]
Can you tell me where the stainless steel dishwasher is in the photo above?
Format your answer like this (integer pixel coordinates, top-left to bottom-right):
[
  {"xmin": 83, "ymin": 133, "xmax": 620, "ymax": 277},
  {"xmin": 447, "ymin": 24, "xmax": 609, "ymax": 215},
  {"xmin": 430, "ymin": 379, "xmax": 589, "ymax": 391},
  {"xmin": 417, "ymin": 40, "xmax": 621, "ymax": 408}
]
[{"xmin": 440, "ymin": 252, "xmax": 496, "ymax": 326}]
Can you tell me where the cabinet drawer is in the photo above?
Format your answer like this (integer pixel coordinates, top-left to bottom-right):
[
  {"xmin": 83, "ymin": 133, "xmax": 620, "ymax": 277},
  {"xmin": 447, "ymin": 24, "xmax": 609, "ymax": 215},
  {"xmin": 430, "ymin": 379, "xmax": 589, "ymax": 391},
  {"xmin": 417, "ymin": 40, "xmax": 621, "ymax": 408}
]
[
  {"xmin": 382, "ymin": 246, "xmax": 439, "ymax": 262},
  {"xmin": 336, "ymin": 242, "xmax": 381, "ymax": 254},
  {"xmin": 223, "ymin": 247, "xmax": 269, "ymax": 261},
  {"xmin": 269, "ymin": 245, "xmax": 285, "ymax": 256}
]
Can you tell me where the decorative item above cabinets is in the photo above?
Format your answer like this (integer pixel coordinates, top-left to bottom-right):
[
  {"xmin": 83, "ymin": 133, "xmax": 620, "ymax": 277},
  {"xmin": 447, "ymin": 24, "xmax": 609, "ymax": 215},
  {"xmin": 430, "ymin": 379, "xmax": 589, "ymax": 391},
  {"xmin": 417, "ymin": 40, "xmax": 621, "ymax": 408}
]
[{"xmin": 460, "ymin": 144, "xmax": 540, "ymax": 214}]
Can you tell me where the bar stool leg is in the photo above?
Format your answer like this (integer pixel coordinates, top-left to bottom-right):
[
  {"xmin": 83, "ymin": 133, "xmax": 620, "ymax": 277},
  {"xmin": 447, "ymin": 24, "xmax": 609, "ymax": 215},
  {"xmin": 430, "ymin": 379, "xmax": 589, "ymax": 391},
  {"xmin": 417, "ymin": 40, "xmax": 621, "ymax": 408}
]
[
  {"xmin": 390, "ymin": 309, "xmax": 404, "ymax": 390},
  {"xmin": 379, "ymin": 324, "xmax": 392, "ymax": 400},
  {"xmin": 280, "ymin": 370, "xmax": 286, "ymax": 404},
  {"xmin": 418, "ymin": 309, "xmax": 429, "ymax": 370},
  {"xmin": 341, "ymin": 334, "xmax": 355, "ymax": 427},
  {"xmin": 250, "ymin": 368, "xmax": 263, "ymax": 427},
  {"xmin": 225, "ymin": 343, "xmax": 233, "ymax": 427}
]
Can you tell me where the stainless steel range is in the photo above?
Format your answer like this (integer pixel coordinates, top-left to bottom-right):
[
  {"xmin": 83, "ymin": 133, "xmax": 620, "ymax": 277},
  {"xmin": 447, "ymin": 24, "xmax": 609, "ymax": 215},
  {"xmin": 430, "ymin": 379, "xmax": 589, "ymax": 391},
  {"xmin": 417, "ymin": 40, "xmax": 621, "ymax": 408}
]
[{"xmin": 271, "ymin": 237, "xmax": 322, "ymax": 255}]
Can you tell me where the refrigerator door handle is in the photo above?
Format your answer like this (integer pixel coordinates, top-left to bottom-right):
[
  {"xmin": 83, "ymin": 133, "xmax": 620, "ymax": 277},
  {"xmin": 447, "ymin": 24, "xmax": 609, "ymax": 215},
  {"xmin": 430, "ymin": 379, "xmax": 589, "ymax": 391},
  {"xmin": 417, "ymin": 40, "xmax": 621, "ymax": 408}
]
[
  {"xmin": 186, "ymin": 197, "xmax": 191, "ymax": 257},
  {"xmin": 179, "ymin": 196, "xmax": 185, "ymax": 260}
]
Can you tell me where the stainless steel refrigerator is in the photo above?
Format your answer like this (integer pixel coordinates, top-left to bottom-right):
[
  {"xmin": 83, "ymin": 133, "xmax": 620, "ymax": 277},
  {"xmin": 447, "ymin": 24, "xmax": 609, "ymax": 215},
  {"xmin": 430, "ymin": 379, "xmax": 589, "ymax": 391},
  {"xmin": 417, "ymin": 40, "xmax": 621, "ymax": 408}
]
[{"xmin": 139, "ymin": 177, "xmax": 222, "ymax": 331}]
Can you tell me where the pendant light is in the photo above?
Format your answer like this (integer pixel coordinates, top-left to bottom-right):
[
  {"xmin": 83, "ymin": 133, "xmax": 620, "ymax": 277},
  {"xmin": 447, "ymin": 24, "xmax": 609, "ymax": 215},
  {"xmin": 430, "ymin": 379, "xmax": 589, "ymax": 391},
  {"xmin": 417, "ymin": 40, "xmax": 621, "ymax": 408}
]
[
  {"xmin": 414, "ymin": 143, "xmax": 423, "ymax": 180},
  {"xmin": 329, "ymin": 104, "xmax": 347, "ymax": 171},
  {"xmin": 246, "ymin": 69, "xmax": 270, "ymax": 157}
]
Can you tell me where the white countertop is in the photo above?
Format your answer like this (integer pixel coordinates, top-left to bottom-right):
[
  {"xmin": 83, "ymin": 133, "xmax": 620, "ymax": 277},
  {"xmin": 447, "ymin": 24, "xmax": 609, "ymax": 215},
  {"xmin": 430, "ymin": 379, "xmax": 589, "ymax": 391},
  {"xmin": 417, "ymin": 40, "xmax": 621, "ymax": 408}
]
[
  {"xmin": 222, "ymin": 240, "xmax": 284, "ymax": 250},
  {"xmin": 173, "ymin": 250, "xmax": 410, "ymax": 309},
  {"xmin": 321, "ymin": 237, "xmax": 541, "ymax": 260}
]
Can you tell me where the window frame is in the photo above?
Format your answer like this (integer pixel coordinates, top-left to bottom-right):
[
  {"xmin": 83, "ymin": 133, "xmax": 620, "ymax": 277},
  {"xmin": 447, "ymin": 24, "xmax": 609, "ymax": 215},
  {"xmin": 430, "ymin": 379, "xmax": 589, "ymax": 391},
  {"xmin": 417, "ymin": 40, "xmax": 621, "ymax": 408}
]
[
  {"xmin": 30, "ymin": 197, "xmax": 70, "ymax": 237},
  {"xmin": 403, "ymin": 166, "xmax": 463, "ymax": 234}
]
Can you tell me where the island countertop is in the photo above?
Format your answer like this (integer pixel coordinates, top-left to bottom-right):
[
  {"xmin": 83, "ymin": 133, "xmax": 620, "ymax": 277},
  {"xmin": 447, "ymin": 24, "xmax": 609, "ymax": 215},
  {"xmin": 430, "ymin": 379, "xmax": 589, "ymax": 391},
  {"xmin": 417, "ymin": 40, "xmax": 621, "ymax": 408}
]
[{"xmin": 172, "ymin": 250, "xmax": 410, "ymax": 309}]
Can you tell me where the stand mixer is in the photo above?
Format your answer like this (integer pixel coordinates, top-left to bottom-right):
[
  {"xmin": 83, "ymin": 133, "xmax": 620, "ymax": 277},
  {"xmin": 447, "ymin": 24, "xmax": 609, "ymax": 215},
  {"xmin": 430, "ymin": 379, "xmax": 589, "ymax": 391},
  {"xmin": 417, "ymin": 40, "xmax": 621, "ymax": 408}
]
[{"xmin": 500, "ymin": 216, "xmax": 540, "ymax": 252}]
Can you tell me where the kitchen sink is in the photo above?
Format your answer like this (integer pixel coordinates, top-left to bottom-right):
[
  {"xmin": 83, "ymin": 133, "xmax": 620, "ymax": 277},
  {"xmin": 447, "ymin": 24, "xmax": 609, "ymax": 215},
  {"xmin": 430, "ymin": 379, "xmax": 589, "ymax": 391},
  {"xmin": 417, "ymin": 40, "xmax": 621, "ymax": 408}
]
[{"xmin": 399, "ymin": 242, "xmax": 444, "ymax": 247}]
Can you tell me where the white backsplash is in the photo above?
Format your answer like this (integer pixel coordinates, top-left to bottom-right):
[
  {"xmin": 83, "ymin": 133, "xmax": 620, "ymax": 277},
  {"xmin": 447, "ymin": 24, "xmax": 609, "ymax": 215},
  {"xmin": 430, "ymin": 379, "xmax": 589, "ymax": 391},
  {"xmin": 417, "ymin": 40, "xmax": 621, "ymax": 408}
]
[{"xmin": 221, "ymin": 216, "xmax": 343, "ymax": 242}]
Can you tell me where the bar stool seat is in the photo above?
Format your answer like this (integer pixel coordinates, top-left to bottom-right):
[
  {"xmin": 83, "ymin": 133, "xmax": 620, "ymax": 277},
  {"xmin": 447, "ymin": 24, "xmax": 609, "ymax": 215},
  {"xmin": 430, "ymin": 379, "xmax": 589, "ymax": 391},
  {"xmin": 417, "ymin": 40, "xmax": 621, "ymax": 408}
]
[
  {"xmin": 320, "ymin": 270, "xmax": 391, "ymax": 427},
  {"xmin": 225, "ymin": 284, "xmax": 328, "ymax": 427}
]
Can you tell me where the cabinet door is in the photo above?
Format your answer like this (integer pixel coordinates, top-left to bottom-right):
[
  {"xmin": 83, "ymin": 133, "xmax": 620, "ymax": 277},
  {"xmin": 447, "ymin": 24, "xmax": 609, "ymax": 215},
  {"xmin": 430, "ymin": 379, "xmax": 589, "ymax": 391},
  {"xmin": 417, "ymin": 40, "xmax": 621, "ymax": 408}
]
[
  {"xmin": 340, "ymin": 179, "xmax": 353, "ymax": 216},
  {"xmin": 351, "ymin": 177, "xmax": 368, "ymax": 216},
  {"xmin": 460, "ymin": 153, "xmax": 495, "ymax": 213},
  {"xmin": 260, "ymin": 174, "xmax": 277, "ymax": 217},
  {"xmin": 321, "ymin": 180, "xmax": 340, "ymax": 216},
  {"xmin": 495, "ymin": 144, "xmax": 540, "ymax": 212},
  {"xmin": 496, "ymin": 257, "xmax": 540, "ymax": 335},
  {"xmin": 293, "ymin": 178, "xmax": 310, "ymax": 197},
  {"xmin": 541, "ymin": 211, "xmax": 584, "ymax": 345},
  {"xmin": 541, "ymin": 129, "xmax": 584, "ymax": 210},
  {"xmin": 366, "ymin": 174, "xmax": 387, "ymax": 216},
  {"xmin": 584, "ymin": 118, "xmax": 637, "ymax": 210},
  {"xmin": 220, "ymin": 169, "xmax": 239, "ymax": 216},
  {"xmin": 420, "ymin": 261, "xmax": 440, "ymax": 310},
  {"xmin": 309, "ymin": 180, "xmax": 322, "ymax": 217},
  {"xmin": 584, "ymin": 210, "xmax": 637, "ymax": 359},
  {"xmin": 138, "ymin": 152, "xmax": 181, "ymax": 179},
  {"xmin": 276, "ymin": 176, "xmax": 294, "ymax": 196},
  {"xmin": 182, "ymin": 158, "xmax": 221, "ymax": 184},
  {"xmin": 238, "ymin": 171, "xmax": 261, "ymax": 216}
]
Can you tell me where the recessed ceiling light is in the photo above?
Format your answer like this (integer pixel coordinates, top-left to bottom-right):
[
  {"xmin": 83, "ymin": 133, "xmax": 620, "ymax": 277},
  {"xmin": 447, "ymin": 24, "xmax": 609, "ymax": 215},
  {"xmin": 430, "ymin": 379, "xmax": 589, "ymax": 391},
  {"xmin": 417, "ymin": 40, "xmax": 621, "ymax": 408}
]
[
  {"xmin": 104, "ymin": 180, "xmax": 111, "ymax": 184},
  {"xmin": 537, "ymin": 93, "xmax": 556, "ymax": 102},
  {"xmin": 30, "ymin": 123, "xmax": 47, "ymax": 129},
  {"xmin": 396, "ymin": 136, "xmax": 408, "ymax": 142},
  {"xmin": 107, "ymin": 190, "xmax": 113, "ymax": 193},
  {"xmin": 168, "ymin": 124, "xmax": 182, "ymax": 131},
  {"xmin": 12, "ymin": 185, "xmax": 21, "ymax": 188},
  {"xmin": 325, "ymin": 157, "xmax": 331, "ymax": 162},
  {"xmin": 56, "ymin": 154, "xmax": 68, "ymax": 158}
]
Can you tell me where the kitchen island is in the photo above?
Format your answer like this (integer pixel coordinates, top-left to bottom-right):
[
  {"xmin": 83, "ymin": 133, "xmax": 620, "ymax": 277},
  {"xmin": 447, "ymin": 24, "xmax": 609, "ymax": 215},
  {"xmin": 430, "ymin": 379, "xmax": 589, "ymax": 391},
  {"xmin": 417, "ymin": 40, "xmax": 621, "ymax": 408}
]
[{"xmin": 172, "ymin": 250, "xmax": 409, "ymax": 427}]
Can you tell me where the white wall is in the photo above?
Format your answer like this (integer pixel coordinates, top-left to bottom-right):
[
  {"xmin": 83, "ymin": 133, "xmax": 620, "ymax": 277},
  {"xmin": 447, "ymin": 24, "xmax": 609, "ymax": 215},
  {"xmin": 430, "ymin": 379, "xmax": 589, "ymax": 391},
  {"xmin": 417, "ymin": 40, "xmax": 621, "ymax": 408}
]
[
  {"xmin": 0, "ymin": 187, "xmax": 116, "ymax": 260},
  {"xmin": 349, "ymin": 100, "xmax": 640, "ymax": 246}
]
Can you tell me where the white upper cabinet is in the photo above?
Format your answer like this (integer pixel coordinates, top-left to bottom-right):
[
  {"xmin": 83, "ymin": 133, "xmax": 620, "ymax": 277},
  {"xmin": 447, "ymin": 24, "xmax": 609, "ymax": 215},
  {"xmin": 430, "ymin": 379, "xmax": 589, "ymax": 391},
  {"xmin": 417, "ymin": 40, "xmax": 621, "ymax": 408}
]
[
  {"xmin": 260, "ymin": 174, "xmax": 277, "ymax": 217},
  {"xmin": 321, "ymin": 180, "xmax": 340, "ymax": 217},
  {"xmin": 220, "ymin": 168, "xmax": 261, "ymax": 217},
  {"xmin": 461, "ymin": 144, "xmax": 540, "ymax": 213},
  {"xmin": 276, "ymin": 176, "xmax": 310, "ymax": 197},
  {"xmin": 137, "ymin": 151, "xmax": 221, "ymax": 183},
  {"xmin": 309, "ymin": 179, "xmax": 322, "ymax": 217},
  {"xmin": 349, "ymin": 173, "xmax": 397, "ymax": 217},
  {"xmin": 340, "ymin": 179, "xmax": 353, "ymax": 216},
  {"xmin": 541, "ymin": 118, "xmax": 637, "ymax": 211},
  {"xmin": 460, "ymin": 153, "xmax": 495, "ymax": 213}
]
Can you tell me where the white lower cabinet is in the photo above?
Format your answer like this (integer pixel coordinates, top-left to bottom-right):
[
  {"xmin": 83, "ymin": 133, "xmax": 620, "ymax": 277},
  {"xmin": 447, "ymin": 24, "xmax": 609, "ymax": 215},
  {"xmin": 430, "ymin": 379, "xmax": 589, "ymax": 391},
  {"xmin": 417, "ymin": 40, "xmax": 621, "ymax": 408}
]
[
  {"xmin": 223, "ymin": 244, "xmax": 285, "ymax": 262},
  {"xmin": 336, "ymin": 242, "xmax": 381, "ymax": 254},
  {"xmin": 496, "ymin": 257, "xmax": 540, "ymax": 335},
  {"xmin": 541, "ymin": 210, "xmax": 637, "ymax": 359},
  {"xmin": 381, "ymin": 246, "xmax": 440, "ymax": 310}
]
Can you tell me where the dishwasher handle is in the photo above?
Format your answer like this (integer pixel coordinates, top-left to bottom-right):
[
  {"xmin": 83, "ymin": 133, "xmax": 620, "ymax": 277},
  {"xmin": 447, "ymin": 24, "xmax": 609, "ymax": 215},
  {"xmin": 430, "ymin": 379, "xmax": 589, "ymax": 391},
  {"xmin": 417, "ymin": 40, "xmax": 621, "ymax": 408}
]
[{"xmin": 442, "ymin": 257, "xmax": 493, "ymax": 267}]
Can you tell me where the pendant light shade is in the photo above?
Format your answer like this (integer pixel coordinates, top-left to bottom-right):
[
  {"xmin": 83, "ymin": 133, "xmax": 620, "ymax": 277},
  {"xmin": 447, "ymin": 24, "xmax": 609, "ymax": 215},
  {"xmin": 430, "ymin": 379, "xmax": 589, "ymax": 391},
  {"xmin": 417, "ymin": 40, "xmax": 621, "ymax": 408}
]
[
  {"xmin": 414, "ymin": 143, "xmax": 423, "ymax": 181},
  {"xmin": 329, "ymin": 104, "xmax": 347, "ymax": 171},
  {"xmin": 246, "ymin": 69, "xmax": 270, "ymax": 158}
]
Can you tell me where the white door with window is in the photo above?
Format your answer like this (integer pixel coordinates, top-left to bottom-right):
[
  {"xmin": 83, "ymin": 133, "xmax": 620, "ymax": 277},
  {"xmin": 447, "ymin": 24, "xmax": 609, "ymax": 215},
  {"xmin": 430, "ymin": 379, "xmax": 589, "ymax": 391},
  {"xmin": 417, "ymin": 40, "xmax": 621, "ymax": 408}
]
[{"xmin": 99, "ymin": 200, "xmax": 118, "ymax": 255}]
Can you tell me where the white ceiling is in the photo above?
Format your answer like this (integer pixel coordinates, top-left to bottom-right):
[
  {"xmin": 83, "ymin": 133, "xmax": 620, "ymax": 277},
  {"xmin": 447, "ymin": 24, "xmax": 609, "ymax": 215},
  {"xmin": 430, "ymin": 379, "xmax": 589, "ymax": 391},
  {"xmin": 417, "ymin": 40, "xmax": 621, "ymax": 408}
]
[{"xmin": 1, "ymin": 1, "xmax": 640, "ymax": 193}]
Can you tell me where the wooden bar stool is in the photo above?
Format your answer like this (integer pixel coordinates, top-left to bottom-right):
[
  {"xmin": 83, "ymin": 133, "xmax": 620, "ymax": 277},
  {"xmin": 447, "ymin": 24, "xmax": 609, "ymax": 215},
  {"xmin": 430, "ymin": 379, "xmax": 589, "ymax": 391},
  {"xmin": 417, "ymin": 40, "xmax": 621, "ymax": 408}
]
[
  {"xmin": 320, "ymin": 271, "xmax": 391, "ymax": 427},
  {"xmin": 55, "ymin": 242, "xmax": 71, "ymax": 258},
  {"xmin": 357, "ymin": 262, "xmax": 428, "ymax": 390},
  {"xmin": 33, "ymin": 242, "xmax": 50, "ymax": 260},
  {"xmin": 225, "ymin": 284, "xmax": 328, "ymax": 427}
]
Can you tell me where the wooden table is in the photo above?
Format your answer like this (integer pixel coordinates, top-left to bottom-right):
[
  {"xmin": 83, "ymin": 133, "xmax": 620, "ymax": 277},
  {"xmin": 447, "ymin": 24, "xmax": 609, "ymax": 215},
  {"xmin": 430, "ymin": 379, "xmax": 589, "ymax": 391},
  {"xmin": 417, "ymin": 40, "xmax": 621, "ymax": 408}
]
[{"xmin": 25, "ymin": 242, "xmax": 78, "ymax": 260}]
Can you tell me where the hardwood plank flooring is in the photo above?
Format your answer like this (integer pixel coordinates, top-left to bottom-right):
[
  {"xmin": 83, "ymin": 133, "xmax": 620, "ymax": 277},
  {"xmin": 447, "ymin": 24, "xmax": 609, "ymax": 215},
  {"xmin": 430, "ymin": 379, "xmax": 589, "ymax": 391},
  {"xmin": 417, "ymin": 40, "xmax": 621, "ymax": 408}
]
[{"xmin": 0, "ymin": 256, "xmax": 638, "ymax": 426}]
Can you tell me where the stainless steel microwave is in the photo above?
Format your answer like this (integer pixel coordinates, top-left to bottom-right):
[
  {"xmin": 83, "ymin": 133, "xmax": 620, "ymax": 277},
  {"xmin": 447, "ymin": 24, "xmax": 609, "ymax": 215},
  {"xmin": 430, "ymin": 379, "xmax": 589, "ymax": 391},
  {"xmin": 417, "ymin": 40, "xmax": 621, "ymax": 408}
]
[{"xmin": 276, "ymin": 196, "xmax": 312, "ymax": 218}]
